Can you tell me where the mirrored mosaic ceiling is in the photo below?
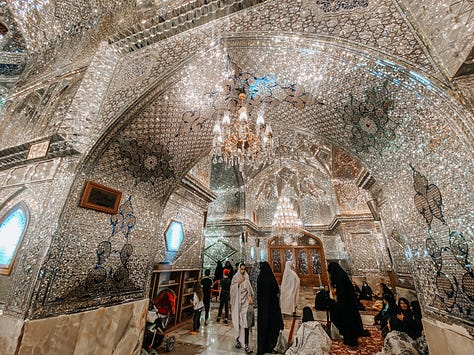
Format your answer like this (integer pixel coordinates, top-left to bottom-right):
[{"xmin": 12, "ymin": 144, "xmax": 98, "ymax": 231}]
[{"xmin": 112, "ymin": 35, "xmax": 472, "ymax": 170}]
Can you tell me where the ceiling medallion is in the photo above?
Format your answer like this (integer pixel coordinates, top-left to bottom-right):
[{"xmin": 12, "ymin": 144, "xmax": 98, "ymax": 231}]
[{"xmin": 212, "ymin": 88, "xmax": 273, "ymax": 170}]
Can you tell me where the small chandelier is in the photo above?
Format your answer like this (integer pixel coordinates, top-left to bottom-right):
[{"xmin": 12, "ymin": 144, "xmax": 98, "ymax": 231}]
[
  {"xmin": 272, "ymin": 196, "xmax": 303, "ymax": 242},
  {"xmin": 211, "ymin": 89, "xmax": 273, "ymax": 170}
]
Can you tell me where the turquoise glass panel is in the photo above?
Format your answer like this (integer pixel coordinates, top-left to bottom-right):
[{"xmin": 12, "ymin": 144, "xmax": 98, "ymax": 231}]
[
  {"xmin": 0, "ymin": 207, "xmax": 26, "ymax": 266},
  {"xmin": 165, "ymin": 220, "xmax": 184, "ymax": 252}
]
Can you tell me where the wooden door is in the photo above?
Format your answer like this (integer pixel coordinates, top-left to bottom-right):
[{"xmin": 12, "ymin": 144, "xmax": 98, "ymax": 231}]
[{"xmin": 269, "ymin": 232, "xmax": 328, "ymax": 287}]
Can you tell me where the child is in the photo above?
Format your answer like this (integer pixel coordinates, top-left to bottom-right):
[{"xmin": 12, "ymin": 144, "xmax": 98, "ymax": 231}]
[
  {"xmin": 216, "ymin": 268, "xmax": 231, "ymax": 324},
  {"xmin": 201, "ymin": 269, "xmax": 213, "ymax": 325},
  {"xmin": 191, "ymin": 282, "xmax": 204, "ymax": 334}
]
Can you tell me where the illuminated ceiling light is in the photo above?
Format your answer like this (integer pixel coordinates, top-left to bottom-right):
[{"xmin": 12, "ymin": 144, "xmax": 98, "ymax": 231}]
[{"xmin": 211, "ymin": 88, "xmax": 273, "ymax": 171}]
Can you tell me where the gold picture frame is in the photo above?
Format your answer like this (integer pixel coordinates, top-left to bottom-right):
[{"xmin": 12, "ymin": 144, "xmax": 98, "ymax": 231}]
[{"xmin": 79, "ymin": 181, "xmax": 122, "ymax": 214}]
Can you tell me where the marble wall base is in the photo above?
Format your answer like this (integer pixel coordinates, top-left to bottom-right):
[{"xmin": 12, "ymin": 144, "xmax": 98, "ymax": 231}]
[
  {"xmin": 0, "ymin": 314, "xmax": 24, "ymax": 354},
  {"xmin": 423, "ymin": 317, "xmax": 474, "ymax": 355},
  {"xmin": 17, "ymin": 299, "xmax": 148, "ymax": 355}
]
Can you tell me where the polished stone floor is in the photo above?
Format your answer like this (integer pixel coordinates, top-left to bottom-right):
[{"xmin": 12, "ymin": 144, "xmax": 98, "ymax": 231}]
[{"xmin": 156, "ymin": 286, "xmax": 380, "ymax": 355}]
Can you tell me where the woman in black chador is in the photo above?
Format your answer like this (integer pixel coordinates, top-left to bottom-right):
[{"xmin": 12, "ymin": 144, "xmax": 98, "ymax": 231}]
[
  {"xmin": 214, "ymin": 260, "xmax": 224, "ymax": 282},
  {"xmin": 257, "ymin": 261, "xmax": 284, "ymax": 355},
  {"xmin": 327, "ymin": 262, "xmax": 370, "ymax": 347}
]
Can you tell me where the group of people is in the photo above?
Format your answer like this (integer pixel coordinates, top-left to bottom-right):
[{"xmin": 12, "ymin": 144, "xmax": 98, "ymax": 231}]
[
  {"xmin": 372, "ymin": 285, "xmax": 426, "ymax": 354},
  {"xmin": 189, "ymin": 260, "xmax": 425, "ymax": 354}
]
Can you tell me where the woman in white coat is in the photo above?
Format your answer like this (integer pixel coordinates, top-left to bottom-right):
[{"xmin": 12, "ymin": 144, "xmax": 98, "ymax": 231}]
[
  {"xmin": 230, "ymin": 263, "xmax": 254, "ymax": 353},
  {"xmin": 280, "ymin": 260, "xmax": 300, "ymax": 316}
]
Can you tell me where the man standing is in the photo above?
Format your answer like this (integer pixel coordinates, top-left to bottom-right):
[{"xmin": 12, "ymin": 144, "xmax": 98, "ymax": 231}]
[
  {"xmin": 230, "ymin": 263, "xmax": 254, "ymax": 354},
  {"xmin": 216, "ymin": 268, "xmax": 231, "ymax": 323},
  {"xmin": 201, "ymin": 269, "xmax": 213, "ymax": 326}
]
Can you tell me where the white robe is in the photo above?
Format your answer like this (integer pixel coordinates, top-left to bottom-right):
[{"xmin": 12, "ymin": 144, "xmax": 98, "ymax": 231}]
[
  {"xmin": 280, "ymin": 260, "xmax": 300, "ymax": 315},
  {"xmin": 230, "ymin": 270, "xmax": 254, "ymax": 341}
]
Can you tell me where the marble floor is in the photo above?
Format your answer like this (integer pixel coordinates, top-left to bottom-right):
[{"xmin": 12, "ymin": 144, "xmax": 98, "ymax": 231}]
[{"xmin": 154, "ymin": 287, "xmax": 380, "ymax": 355}]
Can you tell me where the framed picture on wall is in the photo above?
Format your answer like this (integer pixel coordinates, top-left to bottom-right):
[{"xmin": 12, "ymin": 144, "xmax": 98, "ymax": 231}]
[{"xmin": 79, "ymin": 181, "xmax": 122, "ymax": 214}]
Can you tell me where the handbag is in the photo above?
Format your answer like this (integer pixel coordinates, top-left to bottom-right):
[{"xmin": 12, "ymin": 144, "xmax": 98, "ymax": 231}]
[
  {"xmin": 246, "ymin": 304, "xmax": 255, "ymax": 328},
  {"xmin": 273, "ymin": 330, "xmax": 288, "ymax": 354}
]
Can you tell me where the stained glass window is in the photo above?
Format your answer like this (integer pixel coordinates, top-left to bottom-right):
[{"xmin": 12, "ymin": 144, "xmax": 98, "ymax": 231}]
[
  {"xmin": 260, "ymin": 249, "xmax": 265, "ymax": 261},
  {"xmin": 0, "ymin": 204, "xmax": 28, "ymax": 275},
  {"xmin": 164, "ymin": 220, "xmax": 184, "ymax": 252},
  {"xmin": 250, "ymin": 246, "xmax": 255, "ymax": 259}
]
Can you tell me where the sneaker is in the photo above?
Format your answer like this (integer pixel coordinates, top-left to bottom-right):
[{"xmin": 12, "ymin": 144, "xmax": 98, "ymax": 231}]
[
  {"xmin": 245, "ymin": 345, "xmax": 253, "ymax": 354},
  {"xmin": 235, "ymin": 340, "xmax": 242, "ymax": 349},
  {"xmin": 224, "ymin": 319, "xmax": 228, "ymax": 324}
]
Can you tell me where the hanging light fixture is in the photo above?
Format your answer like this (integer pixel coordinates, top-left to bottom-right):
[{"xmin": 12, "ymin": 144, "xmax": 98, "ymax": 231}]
[
  {"xmin": 211, "ymin": 88, "xmax": 273, "ymax": 170},
  {"xmin": 272, "ymin": 195, "xmax": 303, "ymax": 244}
]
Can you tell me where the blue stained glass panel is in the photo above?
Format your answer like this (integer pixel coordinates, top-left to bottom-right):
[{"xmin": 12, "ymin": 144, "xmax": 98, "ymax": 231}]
[
  {"xmin": 250, "ymin": 246, "xmax": 255, "ymax": 259},
  {"xmin": 0, "ymin": 207, "xmax": 26, "ymax": 267},
  {"xmin": 165, "ymin": 220, "xmax": 184, "ymax": 252}
]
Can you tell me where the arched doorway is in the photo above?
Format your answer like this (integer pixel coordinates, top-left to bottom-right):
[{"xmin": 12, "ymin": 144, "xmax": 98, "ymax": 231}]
[{"xmin": 268, "ymin": 231, "xmax": 328, "ymax": 287}]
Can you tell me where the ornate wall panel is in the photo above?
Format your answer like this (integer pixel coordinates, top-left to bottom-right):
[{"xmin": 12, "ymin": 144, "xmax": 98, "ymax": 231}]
[
  {"xmin": 0, "ymin": 156, "xmax": 79, "ymax": 318},
  {"xmin": 156, "ymin": 185, "xmax": 206, "ymax": 269},
  {"xmin": 0, "ymin": 70, "xmax": 84, "ymax": 148},
  {"xmin": 399, "ymin": 0, "xmax": 474, "ymax": 78},
  {"xmin": 342, "ymin": 224, "xmax": 391, "ymax": 275},
  {"xmin": 333, "ymin": 179, "xmax": 372, "ymax": 214}
]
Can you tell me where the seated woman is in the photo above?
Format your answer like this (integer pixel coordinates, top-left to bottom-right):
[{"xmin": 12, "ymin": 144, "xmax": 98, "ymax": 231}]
[
  {"xmin": 360, "ymin": 281, "xmax": 373, "ymax": 300},
  {"xmin": 285, "ymin": 307, "xmax": 331, "ymax": 355},
  {"xmin": 388, "ymin": 298, "xmax": 413, "ymax": 336},
  {"xmin": 314, "ymin": 285, "xmax": 331, "ymax": 311},
  {"xmin": 376, "ymin": 331, "xmax": 420, "ymax": 355},
  {"xmin": 374, "ymin": 294, "xmax": 397, "ymax": 333},
  {"xmin": 408, "ymin": 301, "xmax": 424, "ymax": 340}
]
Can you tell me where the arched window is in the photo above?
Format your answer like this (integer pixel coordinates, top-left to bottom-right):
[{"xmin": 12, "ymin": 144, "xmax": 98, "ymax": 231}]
[{"xmin": 0, "ymin": 204, "xmax": 28, "ymax": 276}]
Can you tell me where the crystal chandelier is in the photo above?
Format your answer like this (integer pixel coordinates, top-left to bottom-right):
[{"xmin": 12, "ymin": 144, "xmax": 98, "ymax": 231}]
[
  {"xmin": 211, "ymin": 89, "xmax": 273, "ymax": 170},
  {"xmin": 272, "ymin": 195, "xmax": 303, "ymax": 241}
]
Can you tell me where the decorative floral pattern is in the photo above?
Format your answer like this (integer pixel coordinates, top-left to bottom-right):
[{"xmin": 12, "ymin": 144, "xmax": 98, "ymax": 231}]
[
  {"xmin": 341, "ymin": 81, "xmax": 397, "ymax": 153},
  {"xmin": 118, "ymin": 138, "xmax": 175, "ymax": 185},
  {"xmin": 68, "ymin": 197, "xmax": 139, "ymax": 298},
  {"xmin": 411, "ymin": 166, "xmax": 473, "ymax": 320},
  {"xmin": 179, "ymin": 56, "xmax": 322, "ymax": 137}
]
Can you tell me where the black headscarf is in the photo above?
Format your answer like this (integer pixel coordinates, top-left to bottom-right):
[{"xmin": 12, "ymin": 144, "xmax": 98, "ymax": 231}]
[
  {"xmin": 257, "ymin": 261, "xmax": 284, "ymax": 355},
  {"xmin": 214, "ymin": 260, "xmax": 223, "ymax": 282},
  {"xmin": 302, "ymin": 306, "xmax": 315, "ymax": 322},
  {"xmin": 381, "ymin": 283, "xmax": 395, "ymax": 299},
  {"xmin": 409, "ymin": 301, "xmax": 423, "ymax": 339},
  {"xmin": 327, "ymin": 262, "xmax": 366, "ymax": 346}
]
